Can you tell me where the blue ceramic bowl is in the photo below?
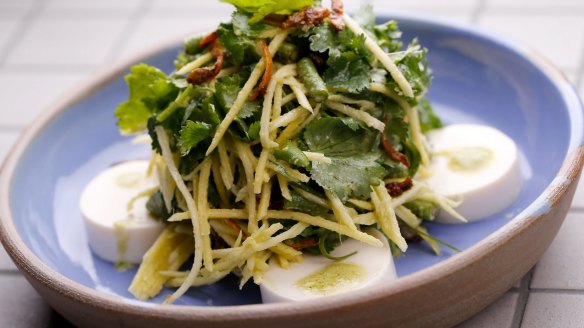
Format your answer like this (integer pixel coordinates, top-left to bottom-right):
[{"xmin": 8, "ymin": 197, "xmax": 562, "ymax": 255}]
[{"xmin": 1, "ymin": 12, "xmax": 583, "ymax": 328}]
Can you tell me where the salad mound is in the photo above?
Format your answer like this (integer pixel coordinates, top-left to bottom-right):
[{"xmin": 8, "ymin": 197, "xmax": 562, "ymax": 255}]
[{"xmin": 114, "ymin": 0, "xmax": 462, "ymax": 303}]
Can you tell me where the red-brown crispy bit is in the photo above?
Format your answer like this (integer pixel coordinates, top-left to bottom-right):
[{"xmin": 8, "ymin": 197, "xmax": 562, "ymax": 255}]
[
  {"xmin": 186, "ymin": 51, "xmax": 224, "ymax": 85},
  {"xmin": 381, "ymin": 134, "xmax": 410, "ymax": 168},
  {"xmin": 332, "ymin": 0, "xmax": 344, "ymax": 15},
  {"xmin": 329, "ymin": 16, "xmax": 344, "ymax": 31},
  {"xmin": 199, "ymin": 31, "xmax": 218, "ymax": 48},
  {"xmin": 249, "ymin": 39, "xmax": 273, "ymax": 101},
  {"xmin": 386, "ymin": 177, "xmax": 413, "ymax": 198},
  {"xmin": 281, "ymin": 6, "xmax": 331, "ymax": 29},
  {"xmin": 285, "ymin": 238, "xmax": 319, "ymax": 251},
  {"xmin": 330, "ymin": 0, "xmax": 345, "ymax": 30}
]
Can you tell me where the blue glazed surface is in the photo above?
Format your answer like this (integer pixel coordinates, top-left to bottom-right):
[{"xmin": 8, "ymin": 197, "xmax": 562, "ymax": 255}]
[{"xmin": 8, "ymin": 15, "xmax": 583, "ymax": 307}]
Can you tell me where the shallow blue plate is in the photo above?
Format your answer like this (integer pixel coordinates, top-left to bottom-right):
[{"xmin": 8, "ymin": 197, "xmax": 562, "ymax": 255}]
[{"xmin": 5, "ymin": 13, "xmax": 583, "ymax": 307}]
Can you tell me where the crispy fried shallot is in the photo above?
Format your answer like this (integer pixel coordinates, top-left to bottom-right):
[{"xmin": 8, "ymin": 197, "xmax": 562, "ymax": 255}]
[
  {"xmin": 250, "ymin": 39, "xmax": 273, "ymax": 101},
  {"xmin": 186, "ymin": 49, "xmax": 224, "ymax": 85},
  {"xmin": 386, "ymin": 177, "xmax": 413, "ymax": 198},
  {"xmin": 330, "ymin": 0, "xmax": 345, "ymax": 30},
  {"xmin": 281, "ymin": 6, "xmax": 331, "ymax": 29},
  {"xmin": 382, "ymin": 133, "xmax": 410, "ymax": 168}
]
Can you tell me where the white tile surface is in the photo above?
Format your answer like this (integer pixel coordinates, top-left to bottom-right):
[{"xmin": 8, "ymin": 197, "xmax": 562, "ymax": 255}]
[
  {"xmin": 0, "ymin": 19, "xmax": 20, "ymax": 54},
  {"xmin": 479, "ymin": 14, "xmax": 584, "ymax": 71},
  {"xmin": 374, "ymin": 0, "xmax": 478, "ymax": 7},
  {"xmin": 0, "ymin": 71, "xmax": 88, "ymax": 126},
  {"xmin": 573, "ymin": 173, "xmax": 584, "ymax": 209},
  {"xmin": 146, "ymin": 1, "xmax": 232, "ymax": 18},
  {"xmin": 531, "ymin": 212, "xmax": 584, "ymax": 289},
  {"xmin": 456, "ymin": 292, "xmax": 518, "ymax": 328},
  {"xmin": 0, "ymin": 0, "xmax": 35, "ymax": 19},
  {"xmin": 40, "ymin": 0, "xmax": 142, "ymax": 18},
  {"xmin": 5, "ymin": 17, "xmax": 129, "ymax": 66},
  {"xmin": 45, "ymin": 0, "xmax": 142, "ymax": 9},
  {"xmin": 523, "ymin": 293, "xmax": 584, "ymax": 327},
  {"xmin": 0, "ymin": 246, "xmax": 17, "ymax": 271},
  {"xmin": 372, "ymin": 0, "xmax": 476, "ymax": 19}
]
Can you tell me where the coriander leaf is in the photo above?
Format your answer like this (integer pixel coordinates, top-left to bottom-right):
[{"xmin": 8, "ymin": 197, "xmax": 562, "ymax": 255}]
[
  {"xmin": 184, "ymin": 35, "xmax": 203, "ymax": 55},
  {"xmin": 324, "ymin": 52, "xmax": 371, "ymax": 93},
  {"xmin": 309, "ymin": 24, "xmax": 339, "ymax": 56},
  {"xmin": 115, "ymin": 64, "xmax": 176, "ymax": 134},
  {"xmin": 221, "ymin": 0, "xmax": 315, "ymax": 23},
  {"xmin": 384, "ymin": 114, "xmax": 421, "ymax": 176},
  {"xmin": 284, "ymin": 189, "xmax": 330, "ymax": 216},
  {"xmin": 308, "ymin": 24, "xmax": 369, "ymax": 61},
  {"xmin": 303, "ymin": 117, "xmax": 378, "ymax": 157},
  {"xmin": 232, "ymin": 11, "xmax": 271, "ymax": 37},
  {"xmin": 178, "ymin": 121, "xmax": 213, "ymax": 155},
  {"xmin": 338, "ymin": 28, "xmax": 370, "ymax": 61},
  {"xmin": 352, "ymin": 5, "xmax": 375, "ymax": 32},
  {"xmin": 417, "ymin": 98, "xmax": 443, "ymax": 133},
  {"xmin": 217, "ymin": 23, "xmax": 256, "ymax": 66},
  {"xmin": 386, "ymin": 40, "xmax": 431, "ymax": 98},
  {"xmin": 247, "ymin": 121, "xmax": 260, "ymax": 140},
  {"xmin": 311, "ymin": 153, "xmax": 385, "ymax": 201},
  {"xmin": 115, "ymin": 101, "xmax": 151, "ymax": 136},
  {"xmin": 373, "ymin": 20, "xmax": 403, "ymax": 53},
  {"xmin": 214, "ymin": 73, "xmax": 260, "ymax": 119}
]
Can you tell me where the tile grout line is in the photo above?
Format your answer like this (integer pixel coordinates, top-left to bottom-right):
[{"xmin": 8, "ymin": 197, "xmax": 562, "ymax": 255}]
[
  {"xmin": 0, "ymin": 125, "xmax": 24, "ymax": 133},
  {"xmin": 470, "ymin": 0, "xmax": 487, "ymax": 24},
  {"xmin": 510, "ymin": 269, "xmax": 534, "ymax": 328},
  {"xmin": 0, "ymin": 0, "xmax": 46, "ymax": 66},
  {"xmin": 530, "ymin": 288, "xmax": 584, "ymax": 295},
  {"xmin": 102, "ymin": 0, "xmax": 153, "ymax": 64}
]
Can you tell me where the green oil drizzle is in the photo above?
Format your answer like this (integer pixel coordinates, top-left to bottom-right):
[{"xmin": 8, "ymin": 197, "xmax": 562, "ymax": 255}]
[
  {"xmin": 437, "ymin": 146, "xmax": 493, "ymax": 172},
  {"xmin": 296, "ymin": 262, "xmax": 366, "ymax": 295}
]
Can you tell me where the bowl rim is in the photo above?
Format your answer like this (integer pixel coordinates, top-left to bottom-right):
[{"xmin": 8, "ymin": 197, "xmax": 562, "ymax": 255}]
[{"xmin": 1, "ymin": 10, "xmax": 583, "ymax": 324}]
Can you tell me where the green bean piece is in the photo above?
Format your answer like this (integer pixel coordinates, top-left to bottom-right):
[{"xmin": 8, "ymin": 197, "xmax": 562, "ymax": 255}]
[
  {"xmin": 297, "ymin": 57, "xmax": 329, "ymax": 103},
  {"xmin": 276, "ymin": 42, "xmax": 299, "ymax": 64},
  {"xmin": 273, "ymin": 141, "xmax": 310, "ymax": 168},
  {"xmin": 404, "ymin": 200, "xmax": 438, "ymax": 221},
  {"xmin": 184, "ymin": 35, "xmax": 203, "ymax": 55}
]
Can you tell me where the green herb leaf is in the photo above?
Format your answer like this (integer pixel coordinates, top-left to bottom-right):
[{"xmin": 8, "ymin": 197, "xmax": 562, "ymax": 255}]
[
  {"xmin": 221, "ymin": 0, "xmax": 315, "ymax": 23},
  {"xmin": 417, "ymin": 98, "xmax": 443, "ymax": 133},
  {"xmin": 217, "ymin": 23, "xmax": 256, "ymax": 66},
  {"xmin": 303, "ymin": 117, "xmax": 378, "ymax": 157},
  {"xmin": 283, "ymin": 189, "xmax": 330, "ymax": 216},
  {"xmin": 310, "ymin": 154, "xmax": 385, "ymax": 201},
  {"xmin": 178, "ymin": 121, "xmax": 213, "ymax": 156},
  {"xmin": 214, "ymin": 74, "xmax": 260, "ymax": 119},
  {"xmin": 386, "ymin": 40, "xmax": 431, "ymax": 98},
  {"xmin": 324, "ymin": 52, "xmax": 371, "ymax": 93},
  {"xmin": 373, "ymin": 20, "xmax": 403, "ymax": 53},
  {"xmin": 304, "ymin": 117, "xmax": 385, "ymax": 200},
  {"xmin": 309, "ymin": 23, "xmax": 339, "ymax": 55},
  {"xmin": 115, "ymin": 64, "xmax": 176, "ymax": 134},
  {"xmin": 232, "ymin": 11, "xmax": 271, "ymax": 37}
]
